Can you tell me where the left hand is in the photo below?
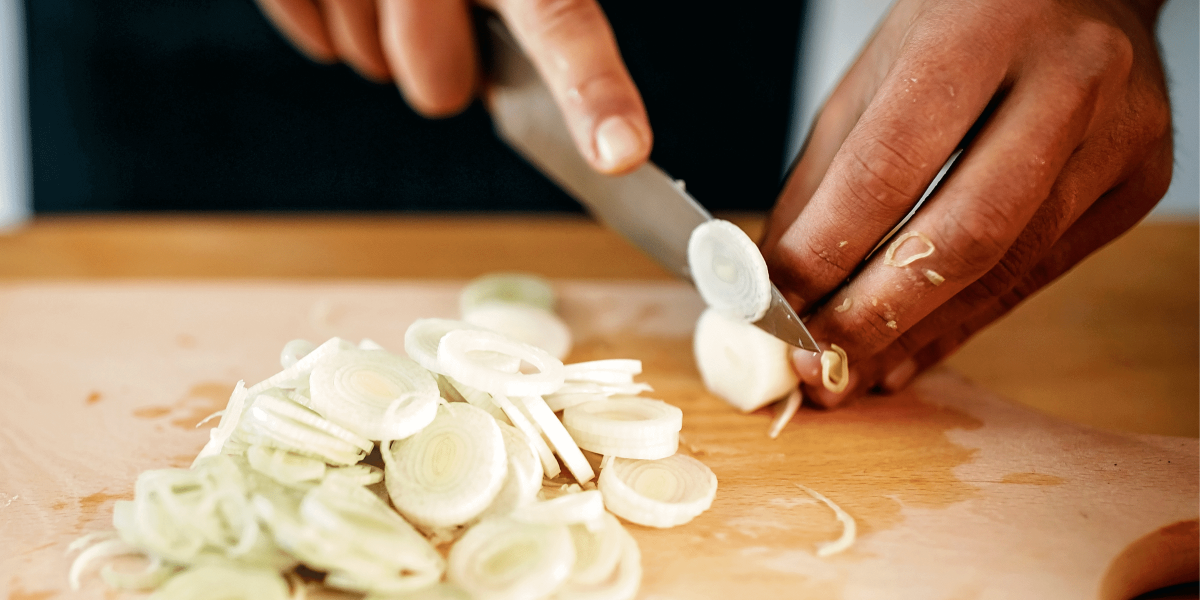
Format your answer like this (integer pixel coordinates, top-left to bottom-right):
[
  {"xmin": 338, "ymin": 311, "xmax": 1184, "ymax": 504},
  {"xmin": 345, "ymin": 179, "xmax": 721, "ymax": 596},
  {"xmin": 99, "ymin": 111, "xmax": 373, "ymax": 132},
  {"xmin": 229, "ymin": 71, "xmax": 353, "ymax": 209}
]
[{"xmin": 759, "ymin": 0, "xmax": 1174, "ymax": 407}]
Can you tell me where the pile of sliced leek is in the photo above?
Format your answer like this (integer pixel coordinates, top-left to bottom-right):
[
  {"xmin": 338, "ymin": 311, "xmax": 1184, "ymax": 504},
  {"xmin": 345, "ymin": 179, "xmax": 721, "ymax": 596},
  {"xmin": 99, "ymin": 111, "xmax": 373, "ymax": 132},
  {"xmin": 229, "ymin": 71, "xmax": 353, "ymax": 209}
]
[{"xmin": 71, "ymin": 274, "xmax": 717, "ymax": 600}]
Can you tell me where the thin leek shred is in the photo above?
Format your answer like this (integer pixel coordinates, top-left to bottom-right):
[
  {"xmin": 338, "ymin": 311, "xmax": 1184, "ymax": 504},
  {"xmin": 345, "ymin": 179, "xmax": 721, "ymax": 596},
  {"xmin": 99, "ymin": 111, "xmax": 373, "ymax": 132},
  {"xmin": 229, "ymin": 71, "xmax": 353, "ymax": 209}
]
[
  {"xmin": 833, "ymin": 298, "xmax": 853, "ymax": 313},
  {"xmin": 819, "ymin": 345, "xmax": 850, "ymax": 394},
  {"xmin": 883, "ymin": 231, "xmax": 935, "ymax": 268},
  {"xmin": 73, "ymin": 292, "xmax": 721, "ymax": 599},
  {"xmin": 794, "ymin": 484, "xmax": 857, "ymax": 557},
  {"xmin": 924, "ymin": 269, "xmax": 945, "ymax": 285},
  {"xmin": 768, "ymin": 389, "xmax": 802, "ymax": 439}
]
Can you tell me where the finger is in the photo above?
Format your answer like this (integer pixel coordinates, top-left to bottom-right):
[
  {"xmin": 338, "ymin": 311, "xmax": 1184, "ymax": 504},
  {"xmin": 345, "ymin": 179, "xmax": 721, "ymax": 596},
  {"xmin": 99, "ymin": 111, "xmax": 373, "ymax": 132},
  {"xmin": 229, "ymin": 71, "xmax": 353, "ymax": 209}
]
[
  {"xmin": 319, "ymin": 0, "xmax": 390, "ymax": 82},
  {"xmin": 483, "ymin": 0, "xmax": 650, "ymax": 174},
  {"xmin": 378, "ymin": 0, "xmax": 478, "ymax": 117},
  {"xmin": 255, "ymin": 0, "xmax": 337, "ymax": 63},
  {"xmin": 793, "ymin": 50, "xmax": 1114, "ymax": 407},
  {"xmin": 764, "ymin": 3, "xmax": 1013, "ymax": 311},
  {"xmin": 761, "ymin": 0, "xmax": 926, "ymax": 260},
  {"xmin": 874, "ymin": 139, "xmax": 1173, "ymax": 391}
]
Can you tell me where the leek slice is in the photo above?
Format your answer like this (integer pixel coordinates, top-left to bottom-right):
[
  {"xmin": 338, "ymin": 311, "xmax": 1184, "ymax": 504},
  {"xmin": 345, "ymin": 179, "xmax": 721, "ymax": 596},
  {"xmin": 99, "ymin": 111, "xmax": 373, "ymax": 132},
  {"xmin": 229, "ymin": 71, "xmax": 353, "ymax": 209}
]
[
  {"xmin": 562, "ymin": 398, "xmax": 682, "ymax": 460},
  {"xmin": 445, "ymin": 376, "xmax": 511, "ymax": 425},
  {"xmin": 193, "ymin": 381, "xmax": 248, "ymax": 466},
  {"xmin": 459, "ymin": 272, "xmax": 557, "ymax": 314},
  {"xmin": 687, "ymin": 219, "xmax": 771, "ymax": 322},
  {"xmin": 447, "ymin": 517, "xmax": 575, "ymax": 600},
  {"xmin": 246, "ymin": 445, "xmax": 326, "ymax": 486},
  {"xmin": 234, "ymin": 394, "xmax": 372, "ymax": 466},
  {"xmin": 510, "ymin": 490, "xmax": 605, "ymax": 527},
  {"xmin": 555, "ymin": 525, "xmax": 641, "ymax": 600},
  {"xmin": 819, "ymin": 344, "xmax": 850, "ymax": 394},
  {"xmin": 563, "ymin": 512, "xmax": 625, "ymax": 588},
  {"xmin": 280, "ymin": 339, "xmax": 317, "ymax": 369},
  {"xmin": 563, "ymin": 360, "xmax": 641, "ymax": 384},
  {"xmin": 247, "ymin": 337, "xmax": 355, "ymax": 397},
  {"xmin": 437, "ymin": 330, "xmax": 565, "ymax": 397},
  {"xmin": 518, "ymin": 396, "xmax": 594, "ymax": 484},
  {"xmin": 543, "ymin": 382, "xmax": 654, "ymax": 412},
  {"xmin": 463, "ymin": 303, "xmax": 573, "ymax": 360},
  {"xmin": 598, "ymin": 454, "xmax": 717, "ymax": 528},
  {"xmin": 490, "ymin": 394, "xmax": 562, "ymax": 479},
  {"xmin": 148, "ymin": 564, "xmax": 290, "ymax": 600},
  {"xmin": 480, "ymin": 423, "xmax": 544, "ymax": 519},
  {"xmin": 403, "ymin": 318, "xmax": 521, "ymax": 375},
  {"xmin": 384, "ymin": 403, "xmax": 508, "ymax": 529},
  {"xmin": 693, "ymin": 307, "xmax": 798, "ymax": 413},
  {"xmin": 253, "ymin": 477, "xmax": 444, "ymax": 594},
  {"xmin": 308, "ymin": 349, "xmax": 441, "ymax": 441},
  {"xmin": 795, "ymin": 483, "xmax": 856, "ymax": 557}
]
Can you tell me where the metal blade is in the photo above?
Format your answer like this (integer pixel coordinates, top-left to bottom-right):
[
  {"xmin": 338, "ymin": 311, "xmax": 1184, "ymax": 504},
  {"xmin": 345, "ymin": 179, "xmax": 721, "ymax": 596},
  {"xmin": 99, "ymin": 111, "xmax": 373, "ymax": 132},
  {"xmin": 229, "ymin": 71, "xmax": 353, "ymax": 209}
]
[{"xmin": 484, "ymin": 19, "xmax": 819, "ymax": 352}]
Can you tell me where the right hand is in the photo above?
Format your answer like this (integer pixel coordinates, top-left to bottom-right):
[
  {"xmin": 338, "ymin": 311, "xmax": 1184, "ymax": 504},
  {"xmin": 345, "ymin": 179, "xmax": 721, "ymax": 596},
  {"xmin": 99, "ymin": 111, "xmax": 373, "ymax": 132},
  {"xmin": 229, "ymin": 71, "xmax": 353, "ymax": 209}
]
[{"xmin": 254, "ymin": 0, "xmax": 653, "ymax": 175}]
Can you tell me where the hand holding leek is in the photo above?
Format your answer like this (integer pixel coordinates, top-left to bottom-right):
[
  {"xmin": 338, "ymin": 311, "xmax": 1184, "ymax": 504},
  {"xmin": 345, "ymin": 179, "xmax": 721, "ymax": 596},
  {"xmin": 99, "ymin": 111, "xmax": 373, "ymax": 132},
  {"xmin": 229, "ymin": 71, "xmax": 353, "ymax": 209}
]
[{"xmin": 759, "ymin": 0, "xmax": 1174, "ymax": 407}]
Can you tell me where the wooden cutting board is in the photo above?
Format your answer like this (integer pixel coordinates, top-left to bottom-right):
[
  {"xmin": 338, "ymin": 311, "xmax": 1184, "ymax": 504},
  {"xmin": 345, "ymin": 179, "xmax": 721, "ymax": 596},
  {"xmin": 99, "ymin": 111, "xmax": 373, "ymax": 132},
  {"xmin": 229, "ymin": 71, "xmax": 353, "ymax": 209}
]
[{"xmin": 0, "ymin": 282, "xmax": 1195, "ymax": 600}]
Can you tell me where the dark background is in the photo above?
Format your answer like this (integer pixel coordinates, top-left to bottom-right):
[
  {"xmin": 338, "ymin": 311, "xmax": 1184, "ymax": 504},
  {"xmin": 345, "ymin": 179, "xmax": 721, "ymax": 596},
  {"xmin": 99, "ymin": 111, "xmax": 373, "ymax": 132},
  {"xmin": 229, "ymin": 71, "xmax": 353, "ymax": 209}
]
[{"xmin": 25, "ymin": 1, "xmax": 803, "ymax": 213}]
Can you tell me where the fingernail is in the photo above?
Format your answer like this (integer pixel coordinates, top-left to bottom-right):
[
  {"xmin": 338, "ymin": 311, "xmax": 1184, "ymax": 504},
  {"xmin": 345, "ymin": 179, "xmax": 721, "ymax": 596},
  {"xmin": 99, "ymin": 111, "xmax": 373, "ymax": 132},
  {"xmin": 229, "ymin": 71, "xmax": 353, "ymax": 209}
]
[
  {"xmin": 882, "ymin": 359, "xmax": 917, "ymax": 392},
  {"xmin": 595, "ymin": 116, "xmax": 642, "ymax": 171},
  {"xmin": 790, "ymin": 347, "xmax": 823, "ymax": 380}
]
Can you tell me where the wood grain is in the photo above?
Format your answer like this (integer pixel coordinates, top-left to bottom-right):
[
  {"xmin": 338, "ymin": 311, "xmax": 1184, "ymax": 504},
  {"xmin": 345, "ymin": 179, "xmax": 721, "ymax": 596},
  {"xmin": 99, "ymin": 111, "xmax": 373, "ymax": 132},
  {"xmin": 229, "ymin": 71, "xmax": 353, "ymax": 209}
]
[{"xmin": 0, "ymin": 214, "xmax": 1193, "ymax": 438}]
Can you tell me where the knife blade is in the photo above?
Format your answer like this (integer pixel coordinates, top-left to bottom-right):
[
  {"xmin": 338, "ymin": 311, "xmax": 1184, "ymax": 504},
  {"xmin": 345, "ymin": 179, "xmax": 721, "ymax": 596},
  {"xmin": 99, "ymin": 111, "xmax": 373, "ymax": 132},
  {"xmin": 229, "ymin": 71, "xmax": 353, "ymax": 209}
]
[{"xmin": 482, "ymin": 18, "xmax": 821, "ymax": 353}]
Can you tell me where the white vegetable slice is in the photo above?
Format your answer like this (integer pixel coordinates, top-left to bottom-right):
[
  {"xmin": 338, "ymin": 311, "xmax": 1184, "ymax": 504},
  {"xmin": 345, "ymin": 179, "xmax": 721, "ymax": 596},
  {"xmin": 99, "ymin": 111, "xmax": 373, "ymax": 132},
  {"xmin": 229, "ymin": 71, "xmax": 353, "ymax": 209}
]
[
  {"xmin": 687, "ymin": 219, "xmax": 771, "ymax": 322},
  {"xmin": 463, "ymin": 303, "xmax": 573, "ymax": 360},
  {"xmin": 767, "ymin": 389, "xmax": 802, "ymax": 440},
  {"xmin": 447, "ymin": 517, "xmax": 575, "ymax": 600},
  {"xmin": 366, "ymin": 583, "xmax": 472, "ymax": 600},
  {"xmin": 308, "ymin": 349, "xmax": 441, "ymax": 441},
  {"xmin": 562, "ymin": 398, "xmax": 681, "ymax": 443},
  {"xmin": 235, "ymin": 395, "xmax": 372, "ymax": 466},
  {"xmin": 883, "ymin": 231, "xmax": 935, "ymax": 267},
  {"xmin": 566, "ymin": 429, "xmax": 679, "ymax": 461},
  {"xmin": 148, "ymin": 565, "xmax": 290, "ymax": 600},
  {"xmin": 404, "ymin": 318, "xmax": 522, "ymax": 375},
  {"xmin": 518, "ymin": 396, "xmax": 594, "ymax": 484},
  {"xmin": 563, "ymin": 512, "xmax": 625, "ymax": 588},
  {"xmin": 795, "ymin": 483, "xmax": 857, "ymax": 557},
  {"xmin": 598, "ymin": 454, "xmax": 717, "ymax": 528},
  {"xmin": 437, "ymin": 330, "xmax": 565, "ymax": 397},
  {"xmin": 693, "ymin": 307, "xmax": 798, "ymax": 412},
  {"xmin": 555, "ymin": 525, "xmax": 641, "ymax": 600},
  {"xmin": 481, "ymin": 423, "xmax": 545, "ymax": 519},
  {"xmin": 280, "ymin": 339, "xmax": 317, "ymax": 369},
  {"xmin": 490, "ymin": 394, "xmax": 561, "ymax": 479},
  {"xmin": 445, "ymin": 376, "xmax": 511, "ymax": 425},
  {"xmin": 563, "ymin": 360, "xmax": 641, "ymax": 383},
  {"xmin": 384, "ymin": 403, "xmax": 508, "ymax": 529},
  {"xmin": 543, "ymin": 382, "xmax": 655, "ymax": 413},
  {"xmin": 247, "ymin": 337, "xmax": 354, "ymax": 397},
  {"xmin": 460, "ymin": 272, "xmax": 557, "ymax": 314},
  {"xmin": 820, "ymin": 344, "xmax": 850, "ymax": 394},
  {"xmin": 193, "ymin": 380, "xmax": 248, "ymax": 466},
  {"xmin": 245, "ymin": 445, "xmax": 326, "ymax": 485},
  {"xmin": 510, "ymin": 489, "xmax": 605, "ymax": 527}
]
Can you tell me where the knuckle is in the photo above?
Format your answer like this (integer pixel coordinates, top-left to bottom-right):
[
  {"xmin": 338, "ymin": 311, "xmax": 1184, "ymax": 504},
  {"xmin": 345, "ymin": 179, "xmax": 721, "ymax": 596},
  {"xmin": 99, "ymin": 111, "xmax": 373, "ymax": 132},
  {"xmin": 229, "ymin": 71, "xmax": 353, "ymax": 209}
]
[
  {"xmin": 1068, "ymin": 20, "xmax": 1134, "ymax": 88},
  {"xmin": 833, "ymin": 298, "xmax": 903, "ymax": 353},
  {"xmin": 841, "ymin": 131, "xmax": 931, "ymax": 217},
  {"xmin": 934, "ymin": 199, "xmax": 1017, "ymax": 281},
  {"xmin": 768, "ymin": 234, "xmax": 857, "ymax": 305}
]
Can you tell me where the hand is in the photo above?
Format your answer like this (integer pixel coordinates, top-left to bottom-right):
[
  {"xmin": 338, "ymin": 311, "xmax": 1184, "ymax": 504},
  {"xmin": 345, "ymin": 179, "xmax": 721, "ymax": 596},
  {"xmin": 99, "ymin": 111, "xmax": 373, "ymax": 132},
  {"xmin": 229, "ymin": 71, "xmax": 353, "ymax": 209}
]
[
  {"xmin": 759, "ymin": 0, "xmax": 1173, "ymax": 407},
  {"xmin": 253, "ymin": 0, "xmax": 652, "ymax": 174}
]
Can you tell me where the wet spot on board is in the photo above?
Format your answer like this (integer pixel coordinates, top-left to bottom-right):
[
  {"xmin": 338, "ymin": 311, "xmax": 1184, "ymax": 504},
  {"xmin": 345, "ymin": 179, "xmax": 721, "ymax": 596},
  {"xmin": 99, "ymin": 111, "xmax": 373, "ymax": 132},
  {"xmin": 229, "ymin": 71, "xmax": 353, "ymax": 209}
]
[
  {"xmin": 77, "ymin": 490, "xmax": 133, "ymax": 531},
  {"xmin": 1000, "ymin": 472, "xmax": 1065, "ymax": 486},
  {"xmin": 86, "ymin": 391, "xmax": 103, "ymax": 405},
  {"xmin": 50, "ymin": 500, "xmax": 68, "ymax": 511},
  {"xmin": 177, "ymin": 333, "xmax": 197, "ymax": 348},
  {"xmin": 567, "ymin": 335, "xmax": 984, "ymax": 599},
  {"xmin": 128, "ymin": 382, "xmax": 233, "ymax": 430}
]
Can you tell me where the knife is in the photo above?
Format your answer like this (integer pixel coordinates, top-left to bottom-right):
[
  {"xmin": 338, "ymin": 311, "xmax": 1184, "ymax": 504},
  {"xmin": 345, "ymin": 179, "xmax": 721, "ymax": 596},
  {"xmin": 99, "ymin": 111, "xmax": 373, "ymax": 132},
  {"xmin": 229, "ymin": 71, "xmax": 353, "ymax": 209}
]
[{"xmin": 482, "ymin": 18, "xmax": 821, "ymax": 353}]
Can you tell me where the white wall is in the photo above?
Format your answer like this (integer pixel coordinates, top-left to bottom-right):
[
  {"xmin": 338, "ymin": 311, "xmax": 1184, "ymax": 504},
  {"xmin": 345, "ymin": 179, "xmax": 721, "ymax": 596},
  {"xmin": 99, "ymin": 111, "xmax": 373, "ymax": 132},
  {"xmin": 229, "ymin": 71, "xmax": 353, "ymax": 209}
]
[
  {"xmin": 0, "ymin": 0, "xmax": 31, "ymax": 229},
  {"xmin": 788, "ymin": 0, "xmax": 1199, "ymax": 220}
]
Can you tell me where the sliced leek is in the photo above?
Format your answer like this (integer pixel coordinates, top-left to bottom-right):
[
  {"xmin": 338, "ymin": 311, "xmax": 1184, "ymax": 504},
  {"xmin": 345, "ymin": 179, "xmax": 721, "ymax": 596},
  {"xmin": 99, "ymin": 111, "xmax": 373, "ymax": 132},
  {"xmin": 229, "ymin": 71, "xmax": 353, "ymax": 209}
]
[
  {"xmin": 562, "ymin": 398, "xmax": 682, "ymax": 460},
  {"xmin": 518, "ymin": 395, "xmax": 594, "ymax": 484},
  {"xmin": 795, "ymin": 483, "xmax": 856, "ymax": 557},
  {"xmin": 148, "ymin": 564, "xmax": 290, "ymax": 600},
  {"xmin": 693, "ymin": 307, "xmax": 798, "ymax": 413},
  {"xmin": 480, "ymin": 423, "xmax": 544, "ymax": 519},
  {"xmin": 563, "ymin": 512, "xmax": 625, "ymax": 587},
  {"xmin": 490, "ymin": 394, "xmax": 562, "ymax": 479},
  {"xmin": 556, "ymin": 524, "xmax": 641, "ymax": 600},
  {"xmin": 384, "ymin": 403, "xmax": 508, "ymax": 529},
  {"xmin": 447, "ymin": 517, "xmax": 575, "ymax": 600},
  {"xmin": 308, "ymin": 349, "xmax": 441, "ymax": 441},
  {"xmin": 463, "ymin": 303, "xmax": 573, "ymax": 360},
  {"xmin": 687, "ymin": 219, "xmax": 771, "ymax": 322},
  {"xmin": 819, "ymin": 344, "xmax": 850, "ymax": 394},
  {"xmin": 459, "ymin": 272, "xmax": 557, "ymax": 314},
  {"xmin": 437, "ymin": 330, "xmax": 565, "ymax": 398},
  {"xmin": 404, "ymin": 318, "xmax": 521, "ymax": 375},
  {"xmin": 598, "ymin": 454, "xmax": 717, "ymax": 528}
]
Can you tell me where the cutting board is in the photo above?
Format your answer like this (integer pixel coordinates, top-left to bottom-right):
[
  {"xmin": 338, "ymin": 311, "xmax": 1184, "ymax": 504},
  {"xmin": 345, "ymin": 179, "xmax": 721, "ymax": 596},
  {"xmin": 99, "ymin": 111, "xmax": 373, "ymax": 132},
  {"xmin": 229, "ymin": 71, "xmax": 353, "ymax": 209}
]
[{"xmin": 0, "ymin": 282, "xmax": 1195, "ymax": 600}]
